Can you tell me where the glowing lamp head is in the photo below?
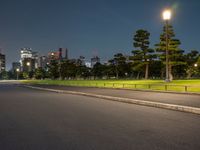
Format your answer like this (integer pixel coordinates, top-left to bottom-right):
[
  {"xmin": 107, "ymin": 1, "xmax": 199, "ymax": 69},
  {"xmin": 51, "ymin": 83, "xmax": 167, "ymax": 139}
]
[
  {"xmin": 194, "ymin": 63, "xmax": 198, "ymax": 67},
  {"xmin": 163, "ymin": 9, "xmax": 171, "ymax": 20},
  {"xmin": 26, "ymin": 62, "xmax": 30, "ymax": 66},
  {"xmin": 16, "ymin": 68, "xmax": 20, "ymax": 72}
]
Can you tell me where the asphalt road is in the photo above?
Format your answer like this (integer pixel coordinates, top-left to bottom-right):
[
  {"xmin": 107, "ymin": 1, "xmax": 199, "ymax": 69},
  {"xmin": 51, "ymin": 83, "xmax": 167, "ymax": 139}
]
[
  {"xmin": 0, "ymin": 83, "xmax": 200, "ymax": 150},
  {"xmin": 31, "ymin": 84, "xmax": 200, "ymax": 108}
]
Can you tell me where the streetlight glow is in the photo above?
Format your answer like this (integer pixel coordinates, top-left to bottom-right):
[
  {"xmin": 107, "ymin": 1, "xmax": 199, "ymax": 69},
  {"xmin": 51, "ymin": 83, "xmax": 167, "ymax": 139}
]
[
  {"xmin": 16, "ymin": 68, "xmax": 20, "ymax": 80},
  {"xmin": 163, "ymin": 9, "xmax": 171, "ymax": 20},
  {"xmin": 27, "ymin": 62, "xmax": 30, "ymax": 66},
  {"xmin": 194, "ymin": 63, "xmax": 198, "ymax": 67}
]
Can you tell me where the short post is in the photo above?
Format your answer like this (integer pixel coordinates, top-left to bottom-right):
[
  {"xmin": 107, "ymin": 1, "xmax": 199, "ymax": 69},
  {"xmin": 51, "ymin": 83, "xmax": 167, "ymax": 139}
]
[
  {"xmin": 123, "ymin": 84, "xmax": 124, "ymax": 88},
  {"xmin": 113, "ymin": 83, "xmax": 114, "ymax": 88},
  {"xmin": 185, "ymin": 86, "xmax": 187, "ymax": 92},
  {"xmin": 165, "ymin": 85, "xmax": 167, "ymax": 91},
  {"xmin": 104, "ymin": 83, "xmax": 105, "ymax": 87},
  {"xmin": 135, "ymin": 84, "xmax": 137, "ymax": 89},
  {"xmin": 148, "ymin": 84, "xmax": 151, "ymax": 89}
]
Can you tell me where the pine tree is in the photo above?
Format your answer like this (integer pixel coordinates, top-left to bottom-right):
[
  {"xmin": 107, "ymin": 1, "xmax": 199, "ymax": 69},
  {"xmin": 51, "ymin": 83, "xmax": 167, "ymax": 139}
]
[
  {"xmin": 132, "ymin": 29, "xmax": 155, "ymax": 79},
  {"xmin": 185, "ymin": 50, "xmax": 199, "ymax": 78},
  {"xmin": 108, "ymin": 53, "xmax": 127, "ymax": 79},
  {"xmin": 155, "ymin": 24, "xmax": 185, "ymax": 81}
]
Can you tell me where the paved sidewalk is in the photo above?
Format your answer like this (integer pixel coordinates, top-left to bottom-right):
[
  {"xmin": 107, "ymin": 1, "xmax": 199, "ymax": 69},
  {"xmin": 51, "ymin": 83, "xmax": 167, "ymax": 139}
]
[{"xmin": 25, "ymin": 84, "xmax": 200, "ymax": 108}]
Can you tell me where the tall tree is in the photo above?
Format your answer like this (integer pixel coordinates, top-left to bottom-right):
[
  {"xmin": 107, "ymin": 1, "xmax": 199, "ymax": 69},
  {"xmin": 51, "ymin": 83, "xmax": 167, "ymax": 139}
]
[
  {"xmin": 132, "ymin": 29, "xmax": 155, "ymax": 79},
  {"xmin": 109, "ymin": 53, "xmax": 128, "ymax": 79},
  {"xmin": 91, "ymin": 62, "xmax": 104, "ymax": 79},
  {"xmin": 185, "ymin": 50, "xmax": 200, "ymax": 78},
  {"xmin": 60, "ymin": 60, "xmax": 77, "ymax": 79},
  {"xmin": 155, "ymin": 24, "xmax": 185, "ymax": 81},
  {"xmin": 47, "ymin": 60, "xmax": 59, "ymax": 79},
  {"xmin": 34, "ymin": 67, "xmax": 46, "ymax": 79}
]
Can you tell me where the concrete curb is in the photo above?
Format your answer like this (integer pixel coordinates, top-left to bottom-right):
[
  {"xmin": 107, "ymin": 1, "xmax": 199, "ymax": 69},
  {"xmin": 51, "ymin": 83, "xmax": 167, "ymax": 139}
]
[{"xmin": 24, "ymin": 85, "xmax": 200, "ymax": 115}]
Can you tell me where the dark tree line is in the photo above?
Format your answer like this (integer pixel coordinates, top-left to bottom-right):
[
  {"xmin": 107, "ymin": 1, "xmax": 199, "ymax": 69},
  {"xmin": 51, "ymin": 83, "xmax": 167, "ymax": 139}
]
[{"xmin": 3, "ymin": 49, "xmax": 199, "ymax": 80}]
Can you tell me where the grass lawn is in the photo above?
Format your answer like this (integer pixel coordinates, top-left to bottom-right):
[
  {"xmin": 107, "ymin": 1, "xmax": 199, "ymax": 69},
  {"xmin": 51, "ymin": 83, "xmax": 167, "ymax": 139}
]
[{"xmin": 22, "ymin": 79, "xmax": 200, "ymax": 93}]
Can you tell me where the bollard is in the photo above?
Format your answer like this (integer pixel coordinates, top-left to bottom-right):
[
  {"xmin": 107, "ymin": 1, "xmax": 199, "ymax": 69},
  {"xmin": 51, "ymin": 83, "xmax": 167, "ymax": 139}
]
[
  {"xmin": 185, "ymin": 86, "xmax": 188, "ymax": 92},
  {"xmin": 165, "ymin": 85, "xmax": 167, "ymax": 91}
]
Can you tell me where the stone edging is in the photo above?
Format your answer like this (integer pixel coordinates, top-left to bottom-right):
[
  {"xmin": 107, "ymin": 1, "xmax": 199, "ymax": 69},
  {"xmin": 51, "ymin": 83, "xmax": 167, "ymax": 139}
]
[{"xmin": 24, "ymin": 85, "xmax": 200, "ymax": 115}]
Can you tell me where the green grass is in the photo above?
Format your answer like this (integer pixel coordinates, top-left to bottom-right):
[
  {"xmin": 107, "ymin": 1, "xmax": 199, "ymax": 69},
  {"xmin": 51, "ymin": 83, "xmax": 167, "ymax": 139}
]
[{"xmin": 22, "ymin": 79, "xmax": 200, "ymax": 93}]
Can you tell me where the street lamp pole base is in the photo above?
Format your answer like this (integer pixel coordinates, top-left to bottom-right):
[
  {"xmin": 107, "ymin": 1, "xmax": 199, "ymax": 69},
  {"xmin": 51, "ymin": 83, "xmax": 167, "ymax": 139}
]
[{"xmin": 165, "ymin": 79, "xmax": 170, "ymax": 82}]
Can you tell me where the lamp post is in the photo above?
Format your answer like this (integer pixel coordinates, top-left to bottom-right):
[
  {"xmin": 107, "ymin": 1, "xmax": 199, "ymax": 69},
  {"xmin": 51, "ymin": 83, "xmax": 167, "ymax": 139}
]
[
  {"xmin": 16, "ymin": 68, "xmax": 20, "ymax": 80},
  {"xmin": 162, "ymin": 9, "xmax": 171, "ymax": 82},
  {"xmin": 194, "ymin": 63, "xmax": 198, "ymax": 67},
  {"xmin": 26, "ymin": 62, "xmax": 30, "ymax": 72}
]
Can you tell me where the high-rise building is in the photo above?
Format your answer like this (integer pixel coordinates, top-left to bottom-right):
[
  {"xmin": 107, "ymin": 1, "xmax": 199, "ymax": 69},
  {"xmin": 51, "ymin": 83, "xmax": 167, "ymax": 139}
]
[
  {"xmin": 85, "ymin": 61, "xmax": 92, "ymax": 68},
  {"xmin": 32, "ymin": 51, "xmax": 39, "ymax": 68},
  {"xmin": 12, "ymin": 62, "xmax": 21, "ymax": 72},
  {"xmin": 0, "ymin": 53, "xmax": 6, "ymax": 73},
  {"xmin": 48, "ymin": 48, "xmax": 63, "ymax": 62},
  {"xmin": 48, "ymin": 51, "xmax": 60, "ymax": 61},
  {"xmin": 20, "ymin": 48, "xmax": 33, "ymax": 59},
  {"xmin": 65, "ymin": 48, "xmax": 68, "ymax": 59},
  {"xmin": 38, "ymin": 56, "xmax": 48, "ymax": 69},
  {"xmin": 79, "ymin": 56, "xmax": 85, "ymax": 66},
  {"xmin": 58, "ymin": 48, "xmax": 62, "ymax": 60},
  {"xmin": 91, "ymin": 56, "xmax": 100, "ymax": 68},
  {"xmin": 20, "ymin": 48, "xmax": 38, "ymax": 71},
  {"xmin": 22, "ymin": 58, "xmax": 36, "ymax": 72}
]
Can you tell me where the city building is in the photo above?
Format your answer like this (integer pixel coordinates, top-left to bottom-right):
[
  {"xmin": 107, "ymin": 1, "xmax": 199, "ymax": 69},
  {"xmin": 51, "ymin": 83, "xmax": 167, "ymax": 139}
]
[
  {"xmin": 20, "ymin": 48, "xmax": 33, "ymax": 59},
  {"xmin": 85, "ymin": 61, "xmax": 92, "ymax": 68},
  {"xmin": 79, "ymin": 56, "xmax": 85, "ymax": 66},
  {"xmin": 22, "ymin": 58, "xmax": 36, "ymax": 72},
  {"xmin": 65, "ymin": 48, "xmax": 68, "ymax": 59},
  {"xmin": 48, "ymin": 48, "xmax": 62, "ymax": 61},
  {"xmin": 0, "ymin": 53, "xmax": 6, "ymax": 73},
  {"xmin": 20, "ymin": 48, "xmax": 38, "ymax": 71},
  {"xmin": 38, "ymin": 56, "xmax": 48, "ymax": 69},
  {"xmin": 91, "ymin": 56, "xmax": 100, "ymax": 68},
  {"xmin": 12, "ymin": 62, "xmax": 21, "ymax": 72}
]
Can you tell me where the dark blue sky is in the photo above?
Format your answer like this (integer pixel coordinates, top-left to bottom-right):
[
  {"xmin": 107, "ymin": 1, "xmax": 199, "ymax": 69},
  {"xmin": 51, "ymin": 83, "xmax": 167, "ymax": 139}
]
[{"xmin": 0, "ymin": 0, "xmax": 200, "ymax": 69}]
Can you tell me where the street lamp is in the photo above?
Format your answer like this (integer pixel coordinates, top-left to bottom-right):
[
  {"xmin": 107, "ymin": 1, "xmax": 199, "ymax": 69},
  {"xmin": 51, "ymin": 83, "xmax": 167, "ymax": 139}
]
[
  {"xmin": 194, "ymin": 63, "xmax": 198, "ymax": 67},
  {"xmin": 26, "ymin": 62, "xmax": 31, "ymax": 72},
  {"xmin": 16, "ymin": 68, "xmax": 20, "ymax": 80},
  {"xmin": 162, "ymin": 9, "xmax": 171, "ymax": 82},
  {"xmin": 26, "ymin": 62, "xmax": 30, "ymax": 66},
  {"xmin": 163, "ymin": 10, "xmax": 171, "ymax": 20}
]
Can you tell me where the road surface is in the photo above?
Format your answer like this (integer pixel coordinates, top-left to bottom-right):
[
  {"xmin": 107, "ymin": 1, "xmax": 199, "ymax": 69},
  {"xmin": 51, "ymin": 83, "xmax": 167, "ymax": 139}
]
[{"xmin": 0, "ymin": 83, "xmax": 200, "ymax": 150}]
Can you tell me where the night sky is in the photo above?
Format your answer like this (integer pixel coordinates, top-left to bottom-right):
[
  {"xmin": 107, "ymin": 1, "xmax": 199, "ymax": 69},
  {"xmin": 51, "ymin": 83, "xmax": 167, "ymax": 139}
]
[{"xmin": 0, "ymin": 0, "xmax": 200, "ymax": 69}]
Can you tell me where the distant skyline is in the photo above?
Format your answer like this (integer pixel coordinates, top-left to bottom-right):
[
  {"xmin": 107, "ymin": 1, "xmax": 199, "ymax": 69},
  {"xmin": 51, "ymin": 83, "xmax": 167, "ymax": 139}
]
[{"xmin": 0, "ymin": 0, "xmax": 200, "ymax": 69}]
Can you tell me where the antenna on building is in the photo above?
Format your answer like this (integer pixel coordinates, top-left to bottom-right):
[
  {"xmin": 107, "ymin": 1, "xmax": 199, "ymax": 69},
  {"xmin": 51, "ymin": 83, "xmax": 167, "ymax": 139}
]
[{"xmin": 65, "ymin": 48, "xmax": 68, "ymax": 59}]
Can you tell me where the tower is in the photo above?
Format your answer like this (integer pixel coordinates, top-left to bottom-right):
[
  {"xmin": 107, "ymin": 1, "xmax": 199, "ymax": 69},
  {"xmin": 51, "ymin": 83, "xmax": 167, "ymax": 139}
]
[
  {"xmin": 58, "ymin": 48, "xmax": 62, "ymax": 60},
  {"xmin": 65, "ymin": 48, "xmax": 68, "ymax": 59}
]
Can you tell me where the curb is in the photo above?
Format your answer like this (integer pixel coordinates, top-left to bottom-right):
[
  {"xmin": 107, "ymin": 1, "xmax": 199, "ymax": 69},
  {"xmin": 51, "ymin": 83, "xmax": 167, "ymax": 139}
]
[{"xmin": 24, "ymin": 85, "xmax": 200, "ymax": 115}]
